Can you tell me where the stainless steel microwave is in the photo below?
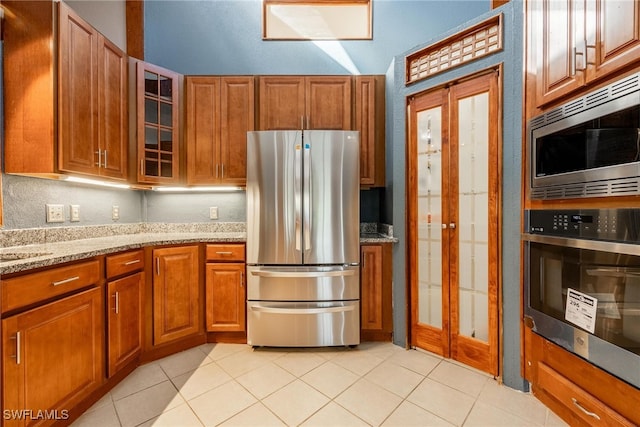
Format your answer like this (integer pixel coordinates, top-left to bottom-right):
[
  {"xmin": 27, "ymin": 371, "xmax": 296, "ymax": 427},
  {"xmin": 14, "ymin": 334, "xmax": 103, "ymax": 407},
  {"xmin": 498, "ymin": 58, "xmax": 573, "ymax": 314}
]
[{"xmin": 529, "ymin": 72, "xmax": 640, "ymax": 200}]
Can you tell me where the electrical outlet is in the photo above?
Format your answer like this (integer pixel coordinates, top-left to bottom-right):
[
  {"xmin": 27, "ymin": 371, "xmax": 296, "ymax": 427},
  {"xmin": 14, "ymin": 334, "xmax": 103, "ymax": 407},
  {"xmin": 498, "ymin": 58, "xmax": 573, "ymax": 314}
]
[
  {"xmin": 112, "ymin": 205, "xmax": 120, "ymax": 221},
  {"xmin": 46, "ymin": 204, "xmax": 65, "ymax": 223},
  {"xmin": 70, "ymin": 205, "xmax": 80, "ymax": 222},
  {"xmin": 209, "ymin": 207, "xmax": 219, "ymax": 220}
]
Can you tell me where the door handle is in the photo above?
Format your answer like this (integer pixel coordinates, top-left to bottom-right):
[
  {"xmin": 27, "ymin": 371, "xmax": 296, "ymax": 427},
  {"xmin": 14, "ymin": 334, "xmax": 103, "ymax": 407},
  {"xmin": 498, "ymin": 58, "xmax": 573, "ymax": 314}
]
[
  {"xmin": 250, "ymin": 305, "xmax": 354, "ymax": 314},
  {"xmin": 251, "ymin": 270, "xmax": 355, "ymax": 278}
]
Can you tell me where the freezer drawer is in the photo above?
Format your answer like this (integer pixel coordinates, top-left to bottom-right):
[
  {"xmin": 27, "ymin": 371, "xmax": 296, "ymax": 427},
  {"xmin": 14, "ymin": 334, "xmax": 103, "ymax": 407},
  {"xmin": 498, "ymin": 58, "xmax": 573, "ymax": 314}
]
[
  {"xmin": 247, "ymin": 265, "xmax": 359, "ymax": 301},
  {"xmin": 247, "ymin": 301, "xmax": 360, "ymax": 347}
]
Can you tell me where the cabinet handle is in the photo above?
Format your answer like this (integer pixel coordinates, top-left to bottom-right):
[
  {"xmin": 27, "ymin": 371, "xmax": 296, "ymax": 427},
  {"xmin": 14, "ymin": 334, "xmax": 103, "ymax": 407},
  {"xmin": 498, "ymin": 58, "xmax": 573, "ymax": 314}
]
[
  {"xmin": 114, "ymin": 291, "xmax": 120, "ymax": 314},
  {"xmin": 240, "ymin": 272, "xmax": 244, "ymax": 287},
  {"xmin": 103, "ymin": 150, "xmax": 108, "ymax": 169},
  {"xmin": 10, "ymin": 332, "xmax": 21, "ymax": 365},
  {"xmin": 300, "ymin": 116, "xmax": 304, "ymax": 130},
  {"xmin": 124, "ymin": 259, "xmax": 141, "ymax": 266},
  {"xmin": 571, "ymin": 398, "xmax": 601, "ymax": 421},
  {"xmin": 140, "ymin": 159, "xmax": 144, "ymax": 175},
  {"xmin": 306, "ymin": 116, "xmax": 310, "ymax": 129},
  {"xmin": 216, "ymin": 164, "xmax": 219, "ymax": 178},
  {"xmin": 156, "ymin": 258, "xmax": 160, "ymax": 275},
  {"xmin": 449, "ymin": 223, "xmax": 456, "ymax": 230},
  {"xmin": 51, "ymin": 276, "xmax": 80, "ymax": 287},
  {"xmin": 216, "ymin": 251, "xmax": 233, "ymax": 255},
  {"xmin": 221, "ymin": 164, "xmax": 224, "ymax": 178},
  {"xmin": 95, "ymin": 150, "xmax": 102, "ymax": 167}
]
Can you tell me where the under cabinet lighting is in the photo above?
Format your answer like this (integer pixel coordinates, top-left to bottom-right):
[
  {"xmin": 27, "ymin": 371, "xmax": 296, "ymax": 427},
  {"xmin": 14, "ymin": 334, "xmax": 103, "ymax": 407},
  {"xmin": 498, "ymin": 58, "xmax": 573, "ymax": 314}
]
[
  {"xmin": 65, "ymin": 176, "xmax": 131, "ymax": 189},
  {"xmin": 152, "ymin": 186, "xmax": 244, "ymax": 192}
]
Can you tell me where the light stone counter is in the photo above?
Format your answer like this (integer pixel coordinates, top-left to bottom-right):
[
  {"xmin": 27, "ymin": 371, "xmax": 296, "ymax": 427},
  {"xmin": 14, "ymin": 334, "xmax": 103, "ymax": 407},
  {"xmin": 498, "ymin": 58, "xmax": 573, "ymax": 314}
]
[{"xmin": 0, "ymin": 222, "xmax": 396, "ymax": 275}]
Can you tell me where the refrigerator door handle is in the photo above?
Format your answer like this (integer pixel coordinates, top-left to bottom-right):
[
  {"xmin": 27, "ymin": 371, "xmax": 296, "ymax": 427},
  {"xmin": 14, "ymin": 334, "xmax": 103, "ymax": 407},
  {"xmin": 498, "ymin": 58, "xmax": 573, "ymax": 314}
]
[
  {"xmin": 250, "ymin": 304, "xmax": 355, "ymax": 315},
  {"xmin": 250, "ymin": 269, "xmax": 356, "ymax": 278},
  {"xmin": 294, "ymin": 144, "xmax": 302, "ymax": 251},
  {"xmin": 303, "ymin": 143, "xmax": 312, "ymax": 251}
]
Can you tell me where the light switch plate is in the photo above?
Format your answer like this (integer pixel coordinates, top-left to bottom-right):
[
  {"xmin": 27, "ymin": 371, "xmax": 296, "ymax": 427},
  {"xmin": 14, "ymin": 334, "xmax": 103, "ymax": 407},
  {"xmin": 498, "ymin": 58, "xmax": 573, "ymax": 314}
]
[
  {"xmin": 70, "ymin": 205, "xmax": 80, "ymax": 222},
  {"xmin": 209, "ymin": 207, "xmax": 219, "ymax": 220},
  {"xmin": 46, "ymin": 204, "xmax": 65, "ymax": 223}
]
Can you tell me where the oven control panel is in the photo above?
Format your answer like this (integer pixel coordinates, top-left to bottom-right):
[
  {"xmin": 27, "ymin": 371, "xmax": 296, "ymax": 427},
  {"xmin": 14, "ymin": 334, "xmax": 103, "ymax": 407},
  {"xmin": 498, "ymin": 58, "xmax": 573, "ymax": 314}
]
[{"xmin": 526, "ymin": 209, "xmax": 640, "ymax": 243}]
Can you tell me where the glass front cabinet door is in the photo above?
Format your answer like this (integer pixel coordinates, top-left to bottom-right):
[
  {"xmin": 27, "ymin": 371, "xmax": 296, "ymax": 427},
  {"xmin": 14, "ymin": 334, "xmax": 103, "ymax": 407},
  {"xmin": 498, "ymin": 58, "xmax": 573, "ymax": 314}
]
[{"xmin": 136, "ymin": 62, "xmax": 181, "ymax": 184}]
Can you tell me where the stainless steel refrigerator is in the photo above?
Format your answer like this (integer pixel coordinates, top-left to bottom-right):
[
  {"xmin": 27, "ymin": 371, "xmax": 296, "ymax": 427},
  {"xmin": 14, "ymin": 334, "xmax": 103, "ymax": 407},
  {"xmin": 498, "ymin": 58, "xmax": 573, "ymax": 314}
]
[{"xmin": 246, "ymin": 130, "xmax": 360, "ymax": 347}]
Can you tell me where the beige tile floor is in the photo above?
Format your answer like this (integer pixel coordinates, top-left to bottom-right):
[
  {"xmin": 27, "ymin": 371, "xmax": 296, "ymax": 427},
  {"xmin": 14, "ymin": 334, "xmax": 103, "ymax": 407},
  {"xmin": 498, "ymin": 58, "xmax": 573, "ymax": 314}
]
[{"xmin": 72, "ymin": 342, "xmax": 568, "ymax": 427}]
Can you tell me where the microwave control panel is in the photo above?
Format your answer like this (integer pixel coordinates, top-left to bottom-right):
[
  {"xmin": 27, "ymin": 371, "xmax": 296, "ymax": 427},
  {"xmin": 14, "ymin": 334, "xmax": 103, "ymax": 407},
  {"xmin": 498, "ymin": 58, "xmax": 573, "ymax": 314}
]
[{"xmin": 526, "ymin": 209, "xmax": 640, "ymax": 243}]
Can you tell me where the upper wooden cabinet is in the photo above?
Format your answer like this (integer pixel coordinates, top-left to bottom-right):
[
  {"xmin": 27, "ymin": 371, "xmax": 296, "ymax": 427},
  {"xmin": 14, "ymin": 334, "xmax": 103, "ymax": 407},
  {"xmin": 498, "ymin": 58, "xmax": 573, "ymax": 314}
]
[
  {"xmin": 135, "ymin": 62, "xmax": 182, "ymax": 184},
  {"xmin": 186, "ymin": 76, "xmax": 255, "ymax": 185},
  {"xmin": 355, "ymin": 76, "xmax": 385, "ymax": 187},
  {"xmin": 258, "ymin": 76, "xmax": 352, "ymax": 130},
  {"xmin": 4, "ymin": 1, "xmax": 128, "ymax": 180},
  {"xmin": 533, "ymin": 0, "xmax": 640, "ymax": 107}
]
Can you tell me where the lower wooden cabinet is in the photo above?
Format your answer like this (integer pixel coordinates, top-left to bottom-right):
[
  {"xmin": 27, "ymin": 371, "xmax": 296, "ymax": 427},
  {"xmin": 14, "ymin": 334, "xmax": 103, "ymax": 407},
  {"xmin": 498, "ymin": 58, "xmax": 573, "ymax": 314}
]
[
  {"xmin": 107, "ymin": 271, "xmax": 144, "ymax": 377},
  {"xmin": 2, "ymin": 287, "xmax": 104, "ymax": 426},
  {"xmin": 152, "ymin": 246, "xmax": 201, "ymax": 346},
  {"xmin": 360, "ymin": 243, "xmax": 393, "ymax": 341},
  {"xmin": 205, "ymin": 244, "xmax": 246, "ymax": 333}
]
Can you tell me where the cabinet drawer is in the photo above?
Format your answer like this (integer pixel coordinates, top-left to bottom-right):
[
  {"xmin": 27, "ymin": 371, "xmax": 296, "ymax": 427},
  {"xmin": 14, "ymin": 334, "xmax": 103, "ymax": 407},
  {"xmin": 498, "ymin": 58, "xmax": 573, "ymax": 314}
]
[
  {"xmin": 106, "ymin": 250, "xmax": 144, "ymax": 279},
  {"xmin": 537, "ymin": 362, "xmax": 634, "ymax": 426},
  {"xmin": 206, "ymin": 244, "xmax": 245, "ymax": 262},
  {"xmin": 1, "ymin": 259, "xmax": 101, "ymax": 313}
]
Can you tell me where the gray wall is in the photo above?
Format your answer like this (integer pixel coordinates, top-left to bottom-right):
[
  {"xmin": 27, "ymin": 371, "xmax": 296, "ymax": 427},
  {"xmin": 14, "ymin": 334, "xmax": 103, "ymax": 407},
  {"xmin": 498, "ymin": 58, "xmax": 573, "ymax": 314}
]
[{"xmin": 389, "ymin": 2, "xmax": 526, "ymax": 390}]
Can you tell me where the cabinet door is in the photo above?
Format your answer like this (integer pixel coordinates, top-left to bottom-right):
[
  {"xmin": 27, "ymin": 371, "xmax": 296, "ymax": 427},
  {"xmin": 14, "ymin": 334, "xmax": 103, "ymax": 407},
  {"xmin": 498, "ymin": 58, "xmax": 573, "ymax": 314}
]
[
  {"xmin": 535, "ymin": 0, "xmax": 586, "ymax": 106},
  {"xmin": 186, "ymin": 76, "xmax": 221, "ymax": 184},
  {"xmin": 258, "ymin": 76, "xmax": 305, "ymax": 130},
  {"xmin": 220, "ymin": 76, "xmax": 254, "ymax": 185},
  {"xmin": 355, "ymin": 76, "xmax": 385, "ymax": 187},
  {"xmin": 137, "ymin": 62, "xmax": 181, "ymax": 184},
  {"xmin": 586, "ymin": 0, "xmax": 640, "ymax": 81},
  {"xmin": 107, "ymin": 272, "xmax": 144, "ymax": 377},
  {"xmin": 205, "ymin": 263, "xmax": 246, "ymax": 332},
  {"xmin": 58, "ymin": 2, "xmax": 99, "ymax": 175},
  {"xmin": 360, "ymin": 245, "xmax": 383, "ymax": 330},
  {"xmin": 153, "ymin": 246, "xmax": 200, "ymax": 345},
  {"xmin": 98, "ymin": 34, "xmax": 128, "ymax": 180},
  {"xmin": 2, "ymin": 288, "xmax": 103, "ymax": 426},
  {"xmin": 306, "ymin": 76, "xmax": 352, "ymax": 130}
]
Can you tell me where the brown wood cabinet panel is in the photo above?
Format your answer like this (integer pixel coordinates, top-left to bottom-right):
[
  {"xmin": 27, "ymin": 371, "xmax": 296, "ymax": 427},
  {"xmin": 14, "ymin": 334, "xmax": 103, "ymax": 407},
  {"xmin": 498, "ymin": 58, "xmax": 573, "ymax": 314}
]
[
  {"xmin": 107, "ymin": 272, "xmax": 144, "ymax": 377},
  {"xmin": 97, "ymin": 34, "xmax": 129, "ymax": 180},
  {"xmin": 4, "ymin": 1, "xmax": 128, "ymax": 181},
  {"xmin": 152, "ymin": 246, "xmax": 200, "ymax": 345},
  {"xmin": 305, "ymin": 76, "xmax": 352, "ymax": 130},
  {"xmin": 59, "ymin": 3, "xmax": 99, "ymax": 175},
  {"xmin": 2, "ymin": 287, "xmax": 104, "ymax": 426},
  {"xmin": 532, "ymin": 0, "xmax": 640, "ymax": 108},
  {"xmin": 106, "ymin": 250, "xmax": 144, "ymax": 279},
  {"xmin": 360, "ymin": 243, "xmax": 393, "ymax": 341},
  {"xmin": 2, "ymin": 259, "xmax": 101, "ymax": 313},
  {"xmin": 205, "ymin": 263, "xmax": 246, "ymax": 332},
  {"xmin": 258, "ymin": 76, "xmax": 306, "ymax": 130},
  {"xmin": 206, "ymin": 244, "xmax": 245, "ymax": 262},
  {"xmin": 186, "ymin": 76, "xmax": 254, "ymax": 185},
  {"xmin": 355, "ymin": 75, "xmax": 385, "ymax": 187}
]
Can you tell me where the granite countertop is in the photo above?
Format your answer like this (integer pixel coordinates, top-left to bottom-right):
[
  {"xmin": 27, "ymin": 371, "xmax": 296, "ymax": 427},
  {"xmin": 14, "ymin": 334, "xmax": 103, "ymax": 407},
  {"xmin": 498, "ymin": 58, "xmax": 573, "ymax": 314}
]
[{"xmin": 0, "ymin": 223, "xmax": 397, "ymax": 275}]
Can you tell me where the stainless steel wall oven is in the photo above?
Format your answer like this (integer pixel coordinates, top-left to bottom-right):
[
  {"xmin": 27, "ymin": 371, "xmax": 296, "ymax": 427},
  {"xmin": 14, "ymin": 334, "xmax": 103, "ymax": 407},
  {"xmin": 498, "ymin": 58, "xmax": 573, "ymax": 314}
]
[
  {"xmin": 529, "ymin": 72, "xmax": 640, "ymax": 200},
  {"xmin": 524, "ymin": 209, "xmax": 640, "ymax": 388}
]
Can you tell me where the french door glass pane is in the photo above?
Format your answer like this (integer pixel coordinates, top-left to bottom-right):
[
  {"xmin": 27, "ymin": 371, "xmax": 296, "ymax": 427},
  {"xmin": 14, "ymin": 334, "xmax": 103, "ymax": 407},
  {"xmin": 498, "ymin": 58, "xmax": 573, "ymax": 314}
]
[
  {"xmin": 417, "ymin": 106, "xmax": 443, "ymax": 328},
  {"xmin": 457, "ymin": 92, "xmax": 489, "ymax": 342}
]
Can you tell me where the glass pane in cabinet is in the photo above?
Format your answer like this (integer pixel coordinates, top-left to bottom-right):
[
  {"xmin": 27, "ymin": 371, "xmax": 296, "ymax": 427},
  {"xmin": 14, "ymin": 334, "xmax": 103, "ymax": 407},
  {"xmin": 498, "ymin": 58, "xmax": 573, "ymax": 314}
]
[
  {"xmin": 160, "ymin": 161, "xmax": 173, "ymax": 178},
  {"xmin": 145, "ymin": 158, "xmax": 158, "ymax": 177},
  {"xmin": 160, "ymin": 102, "xmax": 173, "ymax": 127},
  {"xmin": 145, "ymin": 98, "xmax": 159, "ymax": 124},
  {"xmin": 145, "ymin": 126, "xmax": 158, "ymax": 149},
  {"xmin": 145, "ymin": 72, "xmax": 158, "ymax": 96},
  {"xmin": 160, "ymin": 130, "xmax": 173, "ymax": 152},
  {"xmin": 159, "ymin": 76, "xmax": 172, "ymax": 100},
  {"xmin": 416, "ymin": 106, "xmax": 443, "ymax": 329},
  {"xmin": 457, "ymin": 91, "xmax": 489, "ymax": 344}
]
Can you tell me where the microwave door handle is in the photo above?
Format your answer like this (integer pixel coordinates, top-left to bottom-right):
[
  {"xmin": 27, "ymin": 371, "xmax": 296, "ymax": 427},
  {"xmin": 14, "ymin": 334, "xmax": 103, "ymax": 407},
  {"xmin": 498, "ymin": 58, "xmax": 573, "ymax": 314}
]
[{"xmin": 539, "ymin": 257, "xmax": 545, "ymax": 305}]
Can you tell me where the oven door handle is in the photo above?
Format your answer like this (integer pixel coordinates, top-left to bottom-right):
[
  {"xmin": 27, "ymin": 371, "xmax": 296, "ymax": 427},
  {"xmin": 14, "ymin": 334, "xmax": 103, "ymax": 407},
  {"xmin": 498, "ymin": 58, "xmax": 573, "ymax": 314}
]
[
  {"xmin": 249, "ymin": 304, "xmax": 355, "ymax": 315},
  {"xmin": 522, "ymin": 233, "xmax": 640, "ymax": 256}
]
